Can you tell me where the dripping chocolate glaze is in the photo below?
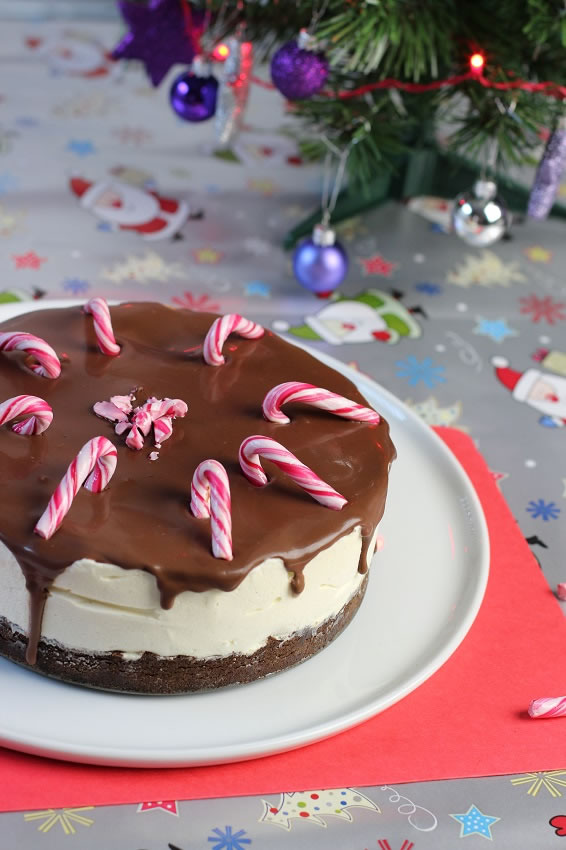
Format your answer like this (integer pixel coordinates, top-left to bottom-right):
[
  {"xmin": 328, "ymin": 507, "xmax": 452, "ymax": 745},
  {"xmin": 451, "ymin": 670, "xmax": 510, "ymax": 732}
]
[{"xmin": 0, "ymin": 304, "xmax": 396, "ymax": 663}]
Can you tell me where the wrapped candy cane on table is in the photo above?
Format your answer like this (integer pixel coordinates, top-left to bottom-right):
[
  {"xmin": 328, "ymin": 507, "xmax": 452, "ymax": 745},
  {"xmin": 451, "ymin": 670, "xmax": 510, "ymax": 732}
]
[
  {"xmin": 0, "ymin": 395, "xmax": 53, "ymax": 435},
  {"xmin": 0, "ymin": 332, "xmax": 61, "ymax": 378},
  {"xmin": 262, "ymin": 381, "xmax": 380, "ymax": 425},
  {"xmin": 239, "ymin": 435, "xmax": 347, "ymax": 510},
  {"xmin": 190, "ymin": 459, "xmax": 232, "ymax": 560},
  {"xmin": 34, "ymin": 436, "xmax": 117, "ymax": 540},
  {"xmin": 84, "ymin": 297, "xmax": 120, "ymax": 356},
  {"xmin": 203, "ymin": 313, "xmax": 264, "ymax": 366}
]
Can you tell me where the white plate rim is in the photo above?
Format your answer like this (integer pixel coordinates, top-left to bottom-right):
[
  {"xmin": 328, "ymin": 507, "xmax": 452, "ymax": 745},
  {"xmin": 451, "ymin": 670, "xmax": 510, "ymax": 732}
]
[{"xmin": 0, "ymin": 299, "xmax": 490, "ymax": 766}]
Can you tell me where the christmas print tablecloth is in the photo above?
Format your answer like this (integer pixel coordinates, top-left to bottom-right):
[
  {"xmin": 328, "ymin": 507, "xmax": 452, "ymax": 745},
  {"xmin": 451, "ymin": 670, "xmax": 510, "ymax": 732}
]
[{"xmin": 1, "ymin": 13, "xmax": 566, "ymax": 849}]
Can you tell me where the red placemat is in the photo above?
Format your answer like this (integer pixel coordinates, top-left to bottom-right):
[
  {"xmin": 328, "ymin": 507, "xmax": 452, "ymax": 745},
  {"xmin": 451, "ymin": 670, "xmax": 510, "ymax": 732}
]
[{"xmin": 2, "ymin": 427, "xmax": 566, "ymax": 813}]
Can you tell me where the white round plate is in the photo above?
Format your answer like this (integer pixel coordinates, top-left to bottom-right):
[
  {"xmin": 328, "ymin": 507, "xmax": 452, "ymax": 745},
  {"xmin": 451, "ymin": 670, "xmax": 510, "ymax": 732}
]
[{"xmin": 0, "ymin": 300, "xmax": 489, "ymax": 767}]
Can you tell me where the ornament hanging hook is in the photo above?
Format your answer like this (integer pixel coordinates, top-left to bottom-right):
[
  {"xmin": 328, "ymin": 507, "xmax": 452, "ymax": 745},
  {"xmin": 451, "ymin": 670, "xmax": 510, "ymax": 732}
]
[{"xmin": 320, "ymin": 136, "xmax": 355, "ymax": 228}]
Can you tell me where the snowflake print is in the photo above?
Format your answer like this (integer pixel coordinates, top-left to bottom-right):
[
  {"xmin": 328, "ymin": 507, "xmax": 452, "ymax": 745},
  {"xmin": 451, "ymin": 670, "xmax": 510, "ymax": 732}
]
[
  {"xmin": 526, "ymin": 499, "xmax": 561, "ymax": 521},
  {"xmin": 395, "ymin": 356, "xmax": 446, "ymax": 388},
  {"xmin": 415, "ymin": 282, "xmax": 442, "ymax": 295},
  {"xmin": 519, "ymin": 295, "xmax": 566, "ymax": 325},
  {"xmin": 63, "ymin": 277, "xmax": 90, "ymax": 295},
  {"xmin": 208, "ymin": 826, "xmax": 251, "ymax": 850},
  {"xmin": 171, "ymin": 291, "xmax": 220, "ymax": 312},
  {"xmin": 24, "ymin": 807, "xmax": 94, "ymax": 835}
]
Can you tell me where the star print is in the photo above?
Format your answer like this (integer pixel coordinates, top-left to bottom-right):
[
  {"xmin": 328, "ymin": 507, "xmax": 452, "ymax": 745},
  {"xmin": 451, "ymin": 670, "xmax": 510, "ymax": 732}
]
[
  {"xmin": 97, "ymin": 221, "xmax": 113, "ymax": 232},
  {"xmin": 473, "ymin": 316, "xmax": 518, "ymax": 343},
  {"xmin": 358, "ymin": 254, "xmax": 397, "ymax": 277},
  {"xmin": 12, "ymin": 251, "xmax": 46, "ymax": 269},
  {"xmin": 66, "ymin": 139, "xmax": 96, "ymax": 157},
  {"xmin": 192, "ymin": 248, "xmax": 223, "ymax": 264},
  {"xmin": 525, "ymin": 245, "xmax": 552, "ymax": 263},
  {"xmin": 451, "ymin": 804, "xmax": 500, "ymax": 839},
  {"xmin": 137, "ymin": 800, "xmax": 178, "ymax": 816},
  {"xmin": 112, "ymin": 0, "xmax": 201, "ymax": 87},
  {"xmin": 245, "ymin": 281, "xmax": 271, "ymax": 297},
  {"xmin": 248, "ymin": 178, "xmax": 277, "ymax": 196}
]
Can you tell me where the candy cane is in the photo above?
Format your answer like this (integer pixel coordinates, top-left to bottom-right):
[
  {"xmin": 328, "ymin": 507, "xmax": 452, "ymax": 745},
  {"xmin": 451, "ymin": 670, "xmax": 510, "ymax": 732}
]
[
  {"xmin": 203, "ymin": 313, "xmax": 264, "ymax": 366},
  {"xmin": 84, "ymin": 297, "xmax": 120, "ymax": 356},
  {"xmin": 262, "ymin": 381, "xmax": 380, "ymax": 425},
  {"xmin": 34, "ymin": 436, "xmax": 117, "ymax": 540},
  {"xmin": 528, "ymin": 697, "xmax": 566, "ymax": 719},
  {"xmin": 239, "ymin": 435, "xmax": 347, "ymax": 510},
  {"xmin": 154, "ymin": 416, "xmax": 173, "ymax": 446},
  {"xmin": 0, "ymin": 332, "xmax": 61, "ymax": 378},
  {"xmin": 0, "ymin": 394, "xmax": 53, "ymax": 435},
  {"xmin": 117, "ymin": 408, "xmax": 152, "ymax": 451},
  {"xmin": 190, "ymin": 459, "xmax": 233, "ymax": 560}
]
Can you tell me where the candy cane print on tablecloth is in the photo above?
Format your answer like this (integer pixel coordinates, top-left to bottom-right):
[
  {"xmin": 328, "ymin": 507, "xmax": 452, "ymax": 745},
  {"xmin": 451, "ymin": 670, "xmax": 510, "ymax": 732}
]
[
  {"xmin": 239, "ymin": 435, "xmax": 347, "ymax": 510},
  {"xmin": 203, "ymin": 313, "xmax": 264, "ymax": 366},
  {"xmin": 190, "ymin": 460, "xmax": 232, "ymax": 560},
  {"xmin": 34, "ymin": 437, "xmax": 117, "ymax": 540},
  {"xmin": 0, "ymin": 332, "xmax": 61, "ymax": 378},
  {"xmin": 262, "ymin": 381, "xmax": 380, "ymax": 425},
  {"xmin": 0, "ymin": 395, "xmax": 53, "ymax": 435},
  {"xmin": 84, "ymin": 297, "xmax": 120, "ymax": 356}
]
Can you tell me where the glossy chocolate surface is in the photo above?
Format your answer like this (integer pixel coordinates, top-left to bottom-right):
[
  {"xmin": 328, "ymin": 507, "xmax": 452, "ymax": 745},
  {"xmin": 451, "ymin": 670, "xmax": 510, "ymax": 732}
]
[{"xmin": 0, "ymin": 303, "xmax": 395, "ymax": 662}]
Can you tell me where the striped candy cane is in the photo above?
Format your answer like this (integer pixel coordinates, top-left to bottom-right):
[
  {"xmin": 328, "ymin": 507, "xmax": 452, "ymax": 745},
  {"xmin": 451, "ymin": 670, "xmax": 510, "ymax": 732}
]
[
  {"xmin": 0, "ymin": 394, "xmax": 53, "ymax": 435},
  {"xmin": 34, "ymin": 436, "xmax": 117, "ymax": 540},
  {"xmin": 203, "ymin": 313, "xmax": 264, "ymax": 366},
  {"xmin": 0, "ymin": 332, "xmax": 61, "ymax": 378},
  {"xmin": 190, "ymin": 459, "xmax": 233, "ymax": 560},
  {"xmin": 239, "ymin": 435, "xmax": 347, "ymax": 510},
  {"xmin": 263, "ymin": 382, "xmax": 380, "ymax": 426},
  {"xmin": 528, "ymin": 696, "xmax": 566, "ymax": 719},
  {"xmin": 84, "ymin": 297, "xmax": 120, "ymax": 356}
]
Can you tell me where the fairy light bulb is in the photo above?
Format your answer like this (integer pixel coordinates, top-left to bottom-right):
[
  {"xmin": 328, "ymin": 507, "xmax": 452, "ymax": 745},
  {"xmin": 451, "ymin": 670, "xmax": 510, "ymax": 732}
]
[
  {"xmin": 212, "ymin": 42, "xmax": 230, "ymax": 61},
  {"xmin": 470, "ymin": 53, "xmax": 485, "ymax": 72}
]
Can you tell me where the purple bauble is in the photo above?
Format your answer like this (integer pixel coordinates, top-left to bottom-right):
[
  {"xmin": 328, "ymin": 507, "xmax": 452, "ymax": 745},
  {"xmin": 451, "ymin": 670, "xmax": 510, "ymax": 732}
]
[
  {"xmin": 170, "ymin": 69, "xmax": 218, "ymax": 122},
  {"xmin": 293, "ymin": 225, "xmax": 348, "ymax": 296},
  {"xmin": 271, "ymin": 36, "xmax": 328, "ymax": 100}
]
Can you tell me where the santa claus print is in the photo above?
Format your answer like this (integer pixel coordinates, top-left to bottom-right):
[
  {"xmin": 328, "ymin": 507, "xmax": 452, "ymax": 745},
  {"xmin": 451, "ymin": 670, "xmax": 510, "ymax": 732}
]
[
  {"xmin": 492, "ymin": 356, "xmax": 566, "ymax": 427},
  {"xmin": 70, "ymin": 176, "xmax": 189, "ymax": 241},
  {"xmin": 275, "ymin": 290, "xmax": 422, "ymax": 345}
]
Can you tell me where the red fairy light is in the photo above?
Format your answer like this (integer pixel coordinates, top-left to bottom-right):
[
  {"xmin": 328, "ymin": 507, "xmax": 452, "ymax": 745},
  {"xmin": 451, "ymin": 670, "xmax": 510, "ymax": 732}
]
[
  {"xmin": 212, "ymin": 42, "xmax": 230, "ymax": 61},
  {"xmin": 469, "ymin": 53, "xmax": 485, "ymax": 72}
]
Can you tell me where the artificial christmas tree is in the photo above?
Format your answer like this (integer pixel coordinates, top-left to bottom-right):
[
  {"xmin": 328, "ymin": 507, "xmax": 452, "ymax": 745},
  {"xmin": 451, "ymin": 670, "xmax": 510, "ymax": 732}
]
[{"xmin": 112, "ymin": 0, "xmax": 566, "ymax": 245}]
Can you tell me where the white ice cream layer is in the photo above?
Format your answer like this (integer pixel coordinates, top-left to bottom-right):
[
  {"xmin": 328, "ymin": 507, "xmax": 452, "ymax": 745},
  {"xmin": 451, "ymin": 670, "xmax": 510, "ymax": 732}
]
[{"xmin": 0, "ymin": 526, "xmax": 375, "ymax": 659}]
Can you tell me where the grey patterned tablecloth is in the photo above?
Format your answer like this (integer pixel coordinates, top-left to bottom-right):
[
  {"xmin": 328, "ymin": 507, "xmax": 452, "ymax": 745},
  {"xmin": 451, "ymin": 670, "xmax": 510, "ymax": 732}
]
[{"xmin": 2, "ymin": 15, "xmax": 566, "ymax": 849}]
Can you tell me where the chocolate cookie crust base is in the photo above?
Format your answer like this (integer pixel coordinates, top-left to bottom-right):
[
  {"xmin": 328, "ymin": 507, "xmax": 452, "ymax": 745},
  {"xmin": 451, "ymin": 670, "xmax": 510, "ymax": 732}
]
[{"xmin": 0, "ymin": 575, "xmax": 368, "ymax": 694}]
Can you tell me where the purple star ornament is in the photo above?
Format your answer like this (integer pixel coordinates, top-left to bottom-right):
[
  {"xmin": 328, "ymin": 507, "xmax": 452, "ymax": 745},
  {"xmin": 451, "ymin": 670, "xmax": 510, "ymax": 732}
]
[{"xmin": 112, "ymin": 0, "xmax": 203, "ymax": 87}]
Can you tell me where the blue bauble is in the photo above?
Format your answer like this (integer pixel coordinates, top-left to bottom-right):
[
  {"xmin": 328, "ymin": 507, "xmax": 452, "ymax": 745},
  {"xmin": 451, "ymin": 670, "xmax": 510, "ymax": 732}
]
[
  {"xmin": 293, "ymin": 228, "xmax": 348, "ymax": 295},
  {"xmin": 170, "ymin": 68, "xmax": 218, "ymax": 122}
]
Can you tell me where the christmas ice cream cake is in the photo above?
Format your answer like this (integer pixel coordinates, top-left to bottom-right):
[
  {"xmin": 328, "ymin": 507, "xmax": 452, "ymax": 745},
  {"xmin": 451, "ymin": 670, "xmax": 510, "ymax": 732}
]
[{"xmin": 0, "ymin": 301, "xmax": 395, "ymax": 693}]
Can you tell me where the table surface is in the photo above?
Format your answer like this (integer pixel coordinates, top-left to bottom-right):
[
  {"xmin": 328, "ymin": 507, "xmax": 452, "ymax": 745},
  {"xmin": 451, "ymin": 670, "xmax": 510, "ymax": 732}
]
[{"xmin": 1, "ymin": 16, "xmax": 566, "ymax": 849}]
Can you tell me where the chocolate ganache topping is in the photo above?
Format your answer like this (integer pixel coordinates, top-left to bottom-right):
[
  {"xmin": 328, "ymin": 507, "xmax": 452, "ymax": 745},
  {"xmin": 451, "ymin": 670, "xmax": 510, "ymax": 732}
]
[{"xmin": 0, "ymin": 303, "xmax": 395, "ymax": 664}]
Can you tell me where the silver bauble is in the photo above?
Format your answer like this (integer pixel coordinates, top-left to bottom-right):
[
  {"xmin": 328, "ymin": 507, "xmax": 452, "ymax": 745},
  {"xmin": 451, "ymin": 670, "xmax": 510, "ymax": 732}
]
[{"xmin": 452, "ymin": 179, "xmax": 511, "ymax": 247}]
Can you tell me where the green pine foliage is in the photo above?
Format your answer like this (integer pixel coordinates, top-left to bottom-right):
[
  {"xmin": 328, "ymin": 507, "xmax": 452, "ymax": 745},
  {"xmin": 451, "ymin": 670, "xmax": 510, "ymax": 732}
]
[{"xmin": 205, "ymin": 0, "xmax": 565, "ymax": 184}]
